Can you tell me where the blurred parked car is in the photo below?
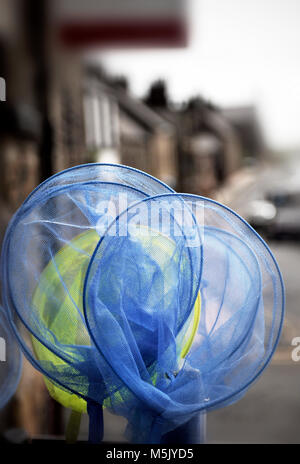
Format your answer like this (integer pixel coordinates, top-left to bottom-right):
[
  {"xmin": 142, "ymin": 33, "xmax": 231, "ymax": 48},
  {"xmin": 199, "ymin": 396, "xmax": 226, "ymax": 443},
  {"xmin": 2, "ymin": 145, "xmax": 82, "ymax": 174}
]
[
  {"xmin": 247, "ymin": 195, "xmax": 300, "ymax": 241},
  {"xmin": 271, "ymin": 206, "xmax": 300, "ymax": 240},
  {"xmin": 246, "ymin": 200, "xmax": 277, "ymax": 236},
  {"xmin": 267, "ymin": 189, "xmax": 300, "ymax": 208}
]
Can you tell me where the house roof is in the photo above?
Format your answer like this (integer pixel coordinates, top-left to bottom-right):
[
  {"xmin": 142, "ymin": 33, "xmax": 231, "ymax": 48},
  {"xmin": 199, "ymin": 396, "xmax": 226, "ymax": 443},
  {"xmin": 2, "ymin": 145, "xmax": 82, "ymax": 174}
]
[{"xmin": 85, "ymin": 66, "xmax": 174, "ymax": 134}]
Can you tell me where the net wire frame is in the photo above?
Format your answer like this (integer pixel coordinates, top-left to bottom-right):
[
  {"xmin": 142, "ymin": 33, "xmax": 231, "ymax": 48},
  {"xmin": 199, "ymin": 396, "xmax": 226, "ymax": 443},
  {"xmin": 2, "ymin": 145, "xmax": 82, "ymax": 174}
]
[
  {"xmin": 0, "ymin": 164, "xmax": 285, "ymax": 443},
  {"xmin": 1, "ymin": 164, "xmax": 192, "ymax": 440},
  {"xmin": 83, "ymin": 192, "xmax": 284, "ymax": 442}
]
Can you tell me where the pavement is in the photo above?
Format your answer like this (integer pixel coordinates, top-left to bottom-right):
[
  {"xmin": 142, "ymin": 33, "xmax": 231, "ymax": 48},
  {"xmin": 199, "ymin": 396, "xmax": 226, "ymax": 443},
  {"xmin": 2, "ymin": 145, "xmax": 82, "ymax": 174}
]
[{"xmin": 207, "ymin": 363, "xmax": 300, "ymax": 444}]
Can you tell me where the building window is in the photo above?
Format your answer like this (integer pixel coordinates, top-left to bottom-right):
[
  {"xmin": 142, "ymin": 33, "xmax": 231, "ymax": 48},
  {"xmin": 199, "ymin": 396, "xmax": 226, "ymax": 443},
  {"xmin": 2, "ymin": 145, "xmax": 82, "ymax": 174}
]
[{"xmin": 84, "ymin": 92, "xmax": 119, "ymax": 150}]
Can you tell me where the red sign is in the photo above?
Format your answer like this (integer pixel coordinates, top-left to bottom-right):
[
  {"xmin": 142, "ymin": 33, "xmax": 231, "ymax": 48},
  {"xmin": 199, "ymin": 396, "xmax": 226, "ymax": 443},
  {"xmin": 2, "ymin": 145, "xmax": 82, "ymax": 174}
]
[{"xmin": 54, "ymin": 0, "xmax": 188, "ymax": 49}]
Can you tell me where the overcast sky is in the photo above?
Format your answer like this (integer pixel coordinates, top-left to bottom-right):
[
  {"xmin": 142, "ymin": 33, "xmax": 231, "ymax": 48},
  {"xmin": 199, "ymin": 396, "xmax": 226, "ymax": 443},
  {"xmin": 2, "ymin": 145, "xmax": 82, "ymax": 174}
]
[{"xmin": 95, "ymin": 0, "xmax": 300, "ymax": 151}]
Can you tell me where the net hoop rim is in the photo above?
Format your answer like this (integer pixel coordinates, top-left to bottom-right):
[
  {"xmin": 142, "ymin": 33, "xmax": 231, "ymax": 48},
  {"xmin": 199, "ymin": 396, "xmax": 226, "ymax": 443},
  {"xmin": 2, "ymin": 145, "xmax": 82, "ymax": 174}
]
[{"xmin": 83, "ymin": 192, "xmax": 285, "ymax": 414}]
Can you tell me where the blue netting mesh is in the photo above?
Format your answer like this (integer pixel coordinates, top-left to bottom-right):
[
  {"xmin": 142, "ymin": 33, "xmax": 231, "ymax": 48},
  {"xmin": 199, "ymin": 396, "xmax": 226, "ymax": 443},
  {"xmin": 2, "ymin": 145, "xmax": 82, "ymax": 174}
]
[
  {"xmin": 0, "ymin": 306, "xmax": 22, "ymax": 410},
  {"xmin": 83, "ymin": 194, "xmax": 284, "ymax": 442},
  {"xmin": 1, "ymin": 164, "xmax": 284, "ymax": 443},
  {"xmin": 0, "ymin": 164, "xmax": 174, "ymax": 435}
]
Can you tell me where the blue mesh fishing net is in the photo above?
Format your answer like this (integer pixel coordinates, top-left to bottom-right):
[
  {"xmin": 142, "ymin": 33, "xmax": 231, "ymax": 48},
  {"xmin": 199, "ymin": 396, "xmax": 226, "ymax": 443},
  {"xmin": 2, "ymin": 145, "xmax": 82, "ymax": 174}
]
[
  {"xmin": 1, "ymin": 163, "xmax": 284, "ymax": 444},
  {"xmin": 83, "ymin": 193, "xmax": 284, "ymax": 442},
  {"xmin": 0, "ymin": 305, "xmax": 22, "ymax": 410},
  {"xmin": 1, "ymin": 164, "xmax": 174, "ymax": 440}
]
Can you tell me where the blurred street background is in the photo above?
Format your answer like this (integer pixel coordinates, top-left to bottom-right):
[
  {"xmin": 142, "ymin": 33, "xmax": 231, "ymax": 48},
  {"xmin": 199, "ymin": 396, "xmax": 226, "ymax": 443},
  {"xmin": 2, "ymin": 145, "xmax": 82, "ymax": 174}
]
[{"xmin": 1, "ymin": 0, "xmax": 300, "ymax": 444}]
